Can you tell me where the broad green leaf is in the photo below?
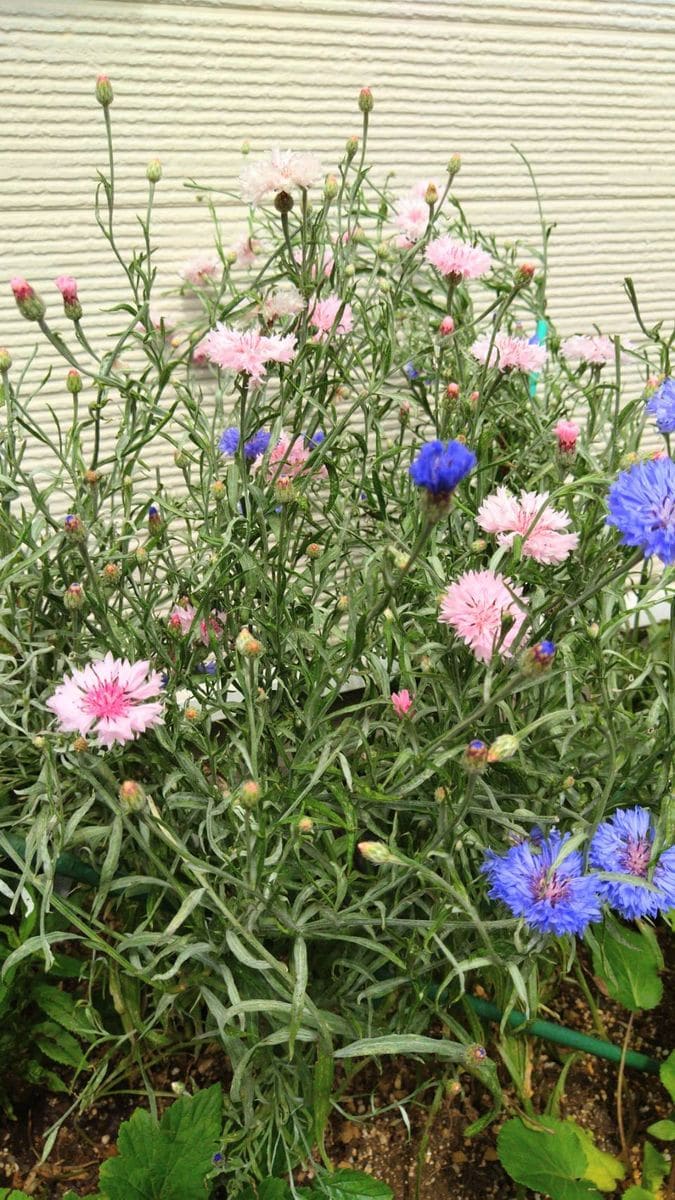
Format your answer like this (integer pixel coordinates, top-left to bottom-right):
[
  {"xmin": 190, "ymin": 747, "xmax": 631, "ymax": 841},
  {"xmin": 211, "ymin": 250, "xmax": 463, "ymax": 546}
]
[
  {"xmin": 99, "ymin": 1084, "xmax": 222, "ymax": 1200},
  {"xmin": 33, "ymin": 1022, "xmax": 86, "ymax": 1068},
  {"xmin": 646, "ymin": 1119, "xmax": 675, "ymax": 1141},
  {"xmin": 590, "ymin": 920, "xmax": 663, "ymax": 1011},
  {"xmin": 320, "ymin": 1170, "xmax": 393, "ymax": 1199},
  {"xmin": 573, "ymin": 1124, "xmax": 625, "ymax": 1190},
  {"xmin": 622, "ymin": 1190, "xmax": 657, "ymax": 1200},
  {"xmin": 659, "ymin": 1049, "xmax": 675, "ymax": 1102},
  {"xmin": 0, "ymin": 1190, "xmax": 33, "ymax": 1199},
  {"xmin": 643, "ymin": 1140, "xmax": 669, "ymax": 1193},
  {"xmin": 32, "ymin": 984, "xmax": 95, "ymax": 1036},
  {"xmin": 497, "ymin": 1117, "xmax": 601, "ymax": 1200}
]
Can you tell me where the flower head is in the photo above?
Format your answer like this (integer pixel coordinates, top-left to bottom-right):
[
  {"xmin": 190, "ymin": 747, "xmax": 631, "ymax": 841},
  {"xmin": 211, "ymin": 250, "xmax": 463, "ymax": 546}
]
[
  {"xmin": 409, "ymin": 439, "xmax": 476, "ymax": 496},
  {"xmin": 240, "ymin": 148, "xmax": 322, "ymax": 206},
  {"xmin": 201, "ymin": 324, "xmax": 296, "ymax": 381},
  {"xmin": 646, "ymin": 377, "xmax": 675, "ymax": 435},
  {"xmin": 425, "ymin": 235, "xmax": 492, "ymax": 281},
  {"xmin": 477, "ymin": 487, "xmax": 578, "ymax": 564},
  {"xmin": 253, "ymin": 431, "xmax": 327, "ymax": 482},
  {"xmin": 561, "ymin": 334, "xmax": 615, "ymax": 366},
  {"xmin": 262, "ymin": 285, "xmax": 304, "ymax": 323},
  {"xmin": 219, "ymin": 426, "xmax": 271, "ymax": 459},
  {"xmin": 554, "ymin": 418, "xmax": 580, "ymax": 454},
  {"xmin": 46, "ymin": 652, "xmax": 164, "ymax": 748},
  {"xmin": 391, "ymin": 689, "xmax": 413, "ymax": 718},
  {"xmin": 482, "ymin": 830, "xmax": 602, "ymax": 936},
  {"xmin": 181, "ymin": 256, "xmax": 220, "ymax": 285},
  {"xmin": 471, "ymin": 332, "xmax": 547, "ymax": 373},
  {"xmin": 606, "ymin": 456, "xmax": 675, "ymax": 564},
  {"xmin": 308, "ymin": 295, "xmax": 353, "ymax": 339},
  {"xmin": 439, "ymin": 569, "xmax": 527, "ymax": 663},
  {"xmin": 589, "ymin": 806, "xmax": 675, "ymax": 920},
  {"xmin": 393, "ymin": 183, "xmax": 438, "ymax": 247}
]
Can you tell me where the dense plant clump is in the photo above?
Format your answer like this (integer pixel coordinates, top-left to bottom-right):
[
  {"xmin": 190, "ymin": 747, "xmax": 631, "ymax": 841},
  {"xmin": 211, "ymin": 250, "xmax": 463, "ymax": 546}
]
[{"xmin": 0, "ymin": 78, "xmax": 673, "ymax": 1191}]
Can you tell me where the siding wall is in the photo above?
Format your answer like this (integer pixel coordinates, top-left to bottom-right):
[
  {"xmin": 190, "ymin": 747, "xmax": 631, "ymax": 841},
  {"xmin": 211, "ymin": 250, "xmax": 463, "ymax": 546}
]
[{"xmin": 1, "ymin": 0, "xmax": 674, "ymax": 478}]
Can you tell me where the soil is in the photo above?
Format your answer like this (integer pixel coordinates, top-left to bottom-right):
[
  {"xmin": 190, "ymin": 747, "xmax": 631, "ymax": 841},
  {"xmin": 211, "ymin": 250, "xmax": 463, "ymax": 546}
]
[{"xmin": 1, "ymin": 952, "xmax": 673, "ymax": 1200}]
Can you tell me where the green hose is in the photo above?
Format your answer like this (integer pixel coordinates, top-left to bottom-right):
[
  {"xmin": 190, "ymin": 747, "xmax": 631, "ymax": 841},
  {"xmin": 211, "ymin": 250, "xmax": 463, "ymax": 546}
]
[{"xmin": 466, "ymin": 995, "xmax": 660, "ymax": 1074}]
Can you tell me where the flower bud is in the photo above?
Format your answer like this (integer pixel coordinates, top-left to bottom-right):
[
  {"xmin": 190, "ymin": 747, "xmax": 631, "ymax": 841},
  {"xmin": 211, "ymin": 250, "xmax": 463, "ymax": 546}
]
[
  {"xmin": 471, "ymin": 538, "xmax": 487, "ymax": 553},
  {"xmin": 274, "ymin": 475, "xmax": 295, "ymax": 505},
  {"xmin": 72, "ymin": 736, "xmax": 89, "ymax": 753},
  {"xmin": 337, "ymin": 594, "xmax": 350, "ymax": 612},
  {"xmin": 487, "ymin": 734, "xmax": 520, "ymax": 763},
  {"xmin": 464, "ymin": 739, "xmax": 489, "ymax": 772},
  {"xmin": 376, "ymin": 242, "xmax": 389, "ymax": 260},
  {"xmin": 420, "ymin": 654, "xmax": 432, "ymax": 672},
  {"xmin": 119, "ymin": 779, "xmax": 146, "ymax": 812},
  {"xmin": 55, "ymin": 275, "xmax": 82, "ymax": 320},
  {"xmin": 554, "ymin": 418, "xmax": 580, "ymax": 457},
  {"xmin": 146, "ymin": 159, "xmax": 162, "ymax": 183},
  {"xmin": 470, "ymin": 390, "xmax": 480, "ymax": 404},
  {"xmin": 425, "ymin": 182, "xmax": 438, "ymax": 206},
  {"xmin": 240, "ymin": 140, "xmax": 251, "ymax": 155},
  {"xmin": 464, "ymin": 1044, "xmax": 487, "ymax": 1065},
  {"xmin": 434, "ymin": 786, "xmax": 447, "ymax": 802},
  {"xmin": 562, "ymin": 775, "xmax": 575, "ymax": 790},
  {"xmin": 307, "ymin": 542, "xmax": 322, "ymax": 558},
  {"xmin": 358, "ymin": 87, "xmax": 374, "ymax": 113},
  {"xmin": 522, "ymin": 639, "xmax": 556, "ymax": 675},
  {"xmin": 184, "ymin": 705, "xmax": 200, "ymax": 722},
  {"xmin": 356, "ymin": 841, "xmax": 401, "ymax": 865},
  {"xmin": 174, "ymin": 449, "xmax": 188, "ymax": 468},
  {"xmin": 95, "ymin": 74, "xmax": 113, "ymax": 107},
  {"xmin": 587, "ymin": 622, "xmax": 600, "ymax": 639},
  {"xmin": 0, "ymin": 348, "xmax": 11, "ymax": 372},
  {"xmin": 101, "ymin": 562, "xmax": 121, "ymax": 586},
  {"xmin": 236, "ymin": 626, "xmax": 263, "ymax": 657},
  {"xmin": 324, "ymin": 174, "xmax": 339, "ymax": 200},
  {"xmin": 274, "ymin": 190, "xmax": 294, "ymax": 214},
  {"xmin": 147, "ymin": 504, "xmax": 162, "ymax": 533},
  {"xmin": 446, "ymin": 382, "xmax": 460, "ymax": 400},
  {"xmin": 344, "ymin": 262, "xmax": 356, "ymax": 278},
  {"xmin": 516, "ymin": 262, "xmax": 536, "ymax": 284},
  {"xmin": 66, "ymin": 369, "xmax": 82, "ymax": 395},
  {"xmin": 64, "ymin": 583, "xmax": 85, "ymax": 611},
  {"xmin": 212, "ymin": 480, "xmax": 225, "ymax": 499},
  {"xmin": 447, "ymin": 154, "xmax": 461, "ymax": 178},
  {"xmin": 298, "ymin": 816, "xmax": 314, "ymax": 834},
  {"xmin": 345, "ymin": 135, "xmax": 359, "ymax": 158},
  {"xmin": 32, "ymin": 735, "xmax": 45, "ymax": 749},
  {"xmin": 83, "ymin": 469, "xmax": 100, "ymax": 486},
  {"xmin": 10, "ymin": 277, "xmax": 45, "ymax": 322},
  {"xmin": 63, "ymin": 514, "xmax": 85, "ymax": 540},
  {"xmin": 240, "ymin": 779, "xmax": 261, "ymax": 808},
  {"xmin": 439, "ymin": 316, "xmax": 455, "ymax": 336},
  {"xmin": 135, "ymin": 546, "xmax": 148, "ymax": 565}
]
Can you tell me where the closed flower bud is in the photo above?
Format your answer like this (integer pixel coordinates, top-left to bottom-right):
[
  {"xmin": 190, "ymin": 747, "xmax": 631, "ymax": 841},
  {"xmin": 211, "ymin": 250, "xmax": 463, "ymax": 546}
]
[
  {"xmin": 55, "ymin": 275, "xmax": 82, "ymax": 320},
  {"xmin": 324, "ymin": 173, "xmax": 339, "ymax": 200},
  {"xmin": 83, "ymin": 468, "xmax": 100, "ymax": 486},
  {"xmin": 345, "ymin": 135, "xmax": 359, "ymax": 158},
  {"xmin": 399, "ymin": 400, "xmax": 411, "ymax": 424},
  {"xmin": 32, "ymin": 735, "xmax": 45, "ymax": 749},
  {"xmin": 184, "ymin": 705, "xmax": 200, "ymax": 722},
  {"xmin": 516, "ymin": 262, "xmax": 536, "ymax": 283},
  {"xmin": 212, "ymin": 480, "xmax": 225, "ymax": 499},
  {"xmin": 434, "ymin": 786, "xmax": 447, "ymax": 802},
  {"xmin": 174, "ymin": 449, "xmax": 188, "ymax": 467},
  {"xmin": 522, "ymin": 639, "xmax": 556, "ymax": 675},
  {"xmin": 146, "ymin": 158, "xmax": 162, "ymax": 183},
  {"xmin": 587, "ymin": 621, "xmax": 600, "ymax": 639},
  {"xmin": 274, "ymin": 475, "xmax": 295, "ymax": 505},
  {"xmin": 63, "ymin": 513, "xmax": 85, "ymax": 540},
  {"xmin": 240, "ymin": 779, "xmax": 261, "ymax": 807},
  {"xmin": 236, "ymin": 626, "xmax": 263, "ymax": 657},
  {"xmin": 439, "ymin": 316, "xmax": 455, "ymax": 336},
  {"xmin": 95, "ymin": 74, "xmax": 113, "ymax": 107},
  {"xmin": 376, "ymin": 242, "xmax": 389, "ymax": 260},
  {"xmin": 470, "ymin": 390, "xmax": 480, "ymax": 404},
  {"xmin": 274, "ymin": 190, "xmax": 294, "ymax": 214},
  {"xmin": 357, "ymin": 841, "xmax": 401, "ymax": 865},
  {"xmin": 471, "ymin": 538, "xmax": 487, "ymax": 552},
  {"xmin": 119, "ymin": 779, "xmax": 145, "ymax": 812},
  {"xmin": 101, "ymin": 562, "xmax": 121, "ymax": 586},
  {"xmin": 446, "ymin": 382, "xmax": 460, "ymax": 400},
  {"xmin": 562, "ymin": 775, "xmax": 575, "ymax": 790},
  {"xmin": 337, "ymin": 594, "xmax": 350, "ymax": 612},
  {"xmin": 307, "ymin": 542, "xmax": 322, "ymax": 558},
  {"xmin": 358, "ymin": 86, "xmax": 374, "ymax": 113},
  {"xmin": 487, "ymin": 734, "xmax": 520, "ymax": 763},
  {"xmin": 298, "ymin": 816, "xmax": 314, "ymax": 833},
  {"xmin": 66, "ymin": 369, "xmax": 82, "ymax": 394},
  {"xmin": 420, "ymin": 654, "xmax": 433, "ymax": 672},
  {"xmin": 425, "ymin": 182, "xmax": 438, "ymax": 206},
  {"xmin": 447, "ymin": 154, "xmax": 461, "ymax": 178},
  {"xmin": 64, "ymin": 582, "xmax": 85, "ymax": 611},
  {"xmin": 147, "ymin": 504, "xmax": 162, "ymax": 533},
  {"xmin": 464, "ymin": 739, "xmax": 489, "ymax": 772},
  {"xmin": 464, "ymin": 1044, "xmax": 487, "ymax": 1064},
  {"xmin": 0, "ymin": 348, "xmax": 11, "ymax": 371},
  {"xmin": 10, "ymin": 277, "xmax": 45, "ymax": 322},
  {"xmin": 72, "ymin": 736, "xmax": 89, "ymax": 753},
  {"xmin": 135, "ymin": 546, "xmax": 148, "ymax": 565},
  {"xmin": 344, "ymin": 262, "xmax": 356, "ymax": 278}
]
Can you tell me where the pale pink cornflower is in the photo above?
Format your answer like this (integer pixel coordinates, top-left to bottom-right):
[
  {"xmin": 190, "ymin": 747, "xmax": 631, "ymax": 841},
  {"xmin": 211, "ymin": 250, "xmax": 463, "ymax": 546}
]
[
  {"xmin": 439, "ymin": 569, "xmax": 527, "ymax": 663},
  {"xmin": 232, "ymin": 233, "xmax": 261, "ymax": 267},
  {"xmin": 391, "ymin": 689, "xmax": 413, "ymax": 718},
  {"xmin": 394, "ymin": 195, "xmax": 431, "ymax": 248},
  {"xmin": 477, "ymin": 487, "xmax": 579, "ymax": 565},
  {"xmin": 308, "ymin": 295, "xmax": 353, "ymax": 339},
  {"xmin": 554, "ymin": 419, "xmax": 580, "ymax": 454},
  {"xmin": 254, "ymin": 431, "xmax": 327, "ymax": 482},
  {"xmin": 192, "ymin": 335, "xmax": 210, "ymax": 366},
  {"xmin": 181, "ymin": 256, "xmax": 220, "ymax": 285},
  {"xmin": 46, "ymin": 652, "xmax": 164, "ymax": 748},
  {"xmin": 262, "ymin": 285, "xmax": 304, "ymax": 323},
  {"xmin": 240, "ymin": 148, "xmax": 322, "ymax": 206},
  {"xmin": 560, "ymin": 335, "xmax": 615, "ymax": 366},
  {"xmin": 471, "ymin": 332, "xmax": 547, "ymax": 373},
  {"xmin": 136, "ymin": 306, "xmax": 178, "ymax": 337},
  {"xmin": 202, "ymin": 324, "xmax": 297, "ymax": 381},
  {"xmin": 425, "ymin": 235, "xmax": 492, "ymax": 281},
  {"xmin": 168, "ymin": 602, "xmax": 197, "ymax": 636},
  {"xmin": 169, "ymin": 603, "xmax": 226, "ymax": 645},
  {"xmin": 293, "ymin": 246, "xmax": 334, "ymax": 279},
  {"xmin": 54, "ymin": 275, "xmax": 79, "ymax": 305}
]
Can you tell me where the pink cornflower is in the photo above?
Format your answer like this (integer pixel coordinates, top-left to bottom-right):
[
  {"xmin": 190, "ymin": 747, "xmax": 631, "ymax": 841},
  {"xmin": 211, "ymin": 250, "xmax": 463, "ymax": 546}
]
[
  {"xmin": 293, "ymin": 247, "xmax": 334, "ymax": 279},
  {"xmin": 232, "ymin": 233, "xmax": 261, "ymax": 267},
  {"xmin": 240, "ymin": 148, "xmax": 322, "ymax": 206},
  {"xmin": 54, "ymin": 275, "xmax": 79, "ymax": 305},
  {"xmin": 137, "ymin": 306, "xmax": 178, "ymax": 337},
  {"xmin": 169, "ymin": 603, "xmax": 226, "ymax": 645},
  {"xmin": 391, "ymin": 689, "xmax": 413, "ymax": 718},
  {"xmin": 425, "ymin": 235, "xmax": 492, "ymax": 281},
  {"xmin": 560, "ymin": 335, "xmax": 615, "ymax": 366},
  {"xmin": 308, "ymin": 295, "xmax": 353, "ymax": 339},
  {"xmin": 477, "ymin": 487, "xmax": 579, "ymax": 565},
  {"xmin": 202, "ymin": 324, "xmax": 297, "ymax": 381},
  {"xmin": 254, "ymin": 431, "xmax": 327, "ymax": 481},
  {"xmin": 192, "ymin": 335, "xmax": 210, "ymax": 366},
  {"xmin": 46, "ymin": 652, "xmax": 164, "ymax": 747},
  {"xmin": 182, "ymin": 256, "xmax": 219, "ymax": 285},
  {"xmin": 439, "ymin": 569, "xmax": 527, "ymax": 663},
  {"xmin": 471, "ymin": 332, "xmax": 547, "ymax": 373},
  {"xmin": 262, "ymin": 285, "xmax": 304, "ymax": 323},
  {"xmin": 554, "ymin": 419, "xmax": 580, "ymax": 454}
]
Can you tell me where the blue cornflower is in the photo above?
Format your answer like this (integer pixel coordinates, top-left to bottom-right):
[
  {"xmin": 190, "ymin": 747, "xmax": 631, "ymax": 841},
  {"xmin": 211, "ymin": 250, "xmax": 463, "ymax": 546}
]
[
  {"xmin": 409, "ymin": 439, "xmax": 476, "ymax": 496},
  {"xmin": 606, "ymin": 456, "xmax": 675, "ymax": 564},
  {"xmin": 306, "ymin": 429, "xmax": 325, "ymax": 448},
  {"xmin": 646, "ymin": 377, "xmax": 675, "ymax": 434},
  {"xmin": 589, "ymin": 806, "xmax": 675, "ymax": 921},
  {"xmin": 404, "ymin": 361, "xmax": 420, "ymax": 381},
  {"xmin": 482, "ymin": 829, "xmax": 602, "ymax": 937},
  {"xmin": 218, "ymin": 426, "xmax": 271, "ymax": 460},
  {"xmin": 196, "ymin": 660, "xmax": 217, "ymax": 676}
]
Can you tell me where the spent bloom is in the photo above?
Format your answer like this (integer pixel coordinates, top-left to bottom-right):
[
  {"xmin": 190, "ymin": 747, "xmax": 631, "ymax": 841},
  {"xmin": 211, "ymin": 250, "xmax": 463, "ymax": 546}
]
[
  {"xmin": 561, "ymin": 334, "xmax": 615, "ymax": 366},
  {"xmin": 181, "ymin": 255, "xmax": 220, "ymax": 285},
  {"xmin": 645, "ymin": 376, "xmax": 675, "ymax": 435},
  {"xmin": 482, "ymin": 830, "xmax": 602, "ymax": 937},
  {"xmin": 262, "ymin": 285, "xmax": 304, "ymax": 323},
  {"xmin": 308, "ymin": 295, "xmax": 353, "ymax": 339},
  {"xmin": 477, "ymin": 487, "xmax": 579, "ymax": 565},
  {"xmin": 202, "ymin": 324, "xmax": 297, "ymax": 382},
  {"xmin": 425, "ymin": 234, "xmax": 492, "ymax": 281},
  {"xmin": 606, "ymin": 456, "xmax": 675, "ymax": 564},
  {"xmin": 554, "ymin": 418, "xmax": 580, "ymax": 455},
  {"xmin": 589, "ymin": 806, "xmax": 675, "ymax": 920},
  {"xmin": 219, "ymin": 426, "xmax": 271, "ymax": 459},
  {"xmin": 471, "ymin": 332, "xmax": 547, "ymax": 373},
  {"xmin": 46, "ymin": 653, "xmax": 164, "ymax": 748},
  {"xmin": 391, "ymin": 689, "xmax": 413, "ymax": 718},
  {"xmin": 232, "ymin": 233, "xmax": 261, "ymax": 267},
  {"xmin": 240, "ymin": 148, "xmax": 322, "ymax": 206},
  {"xmin": 439, "ymin": 569, "xmax": 527, "ymax": 663}
]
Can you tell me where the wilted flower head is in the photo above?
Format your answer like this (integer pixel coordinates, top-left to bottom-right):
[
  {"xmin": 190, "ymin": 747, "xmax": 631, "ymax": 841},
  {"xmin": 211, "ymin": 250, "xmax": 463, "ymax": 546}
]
[
  {"xmin": 308, "ymin": 295, "xmax": 353, "ymax": 339},
  {"xmin": 46, "ymin": 652, "xmax": 164, "ymax": 748},
  {"xmin": 606, "ymin": 456, "xmax": 675, "ymax": 564},
  {"xmin": 240, "ymin": 148, "xmax": 322, "ymax": 206},
  {"xmin": 425, "ymin": 235, "xmax": 492, "ymax": 281},
  {"xmin": 471, "ymin": 332, "xmax": 547, "ymax": 373},
  {"xmin": 482, "ymin": 829, "xmax": 602, "ymax": 936},
  {"xmin": 439, "ymin": 569, "xmax": 527, "ymax": 663},
  {"xmin": 477, "ymin": 487, "xmax": 579, "ymax": 564},
  {"xmin": 561, "ymin": 334, "xmax": 615, "ymax": 366},
  {"xmin": 589, "ymin": 806, "xmax": 675, "ymax": 920},
  {"xmin": 645, "ymin": 377, "xmax": 675, "ymax": 435},
  {"xmin": 202, "ymin": 324, "xmax": 297, "ymax": 382}
]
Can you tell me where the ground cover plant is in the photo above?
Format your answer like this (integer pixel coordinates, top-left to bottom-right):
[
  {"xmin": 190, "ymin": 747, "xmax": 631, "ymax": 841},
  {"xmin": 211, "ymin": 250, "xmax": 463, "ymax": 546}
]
[{"xmin": 0, "ymin": 79, "xmax": 674, "ymax": 1196}]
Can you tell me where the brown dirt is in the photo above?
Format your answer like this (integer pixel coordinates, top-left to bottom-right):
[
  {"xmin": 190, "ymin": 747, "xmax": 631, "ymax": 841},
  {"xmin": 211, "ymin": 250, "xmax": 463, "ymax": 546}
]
[{"xmin": 1, "ymin": 951, "xmax": 673, "ymax": 1199}]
